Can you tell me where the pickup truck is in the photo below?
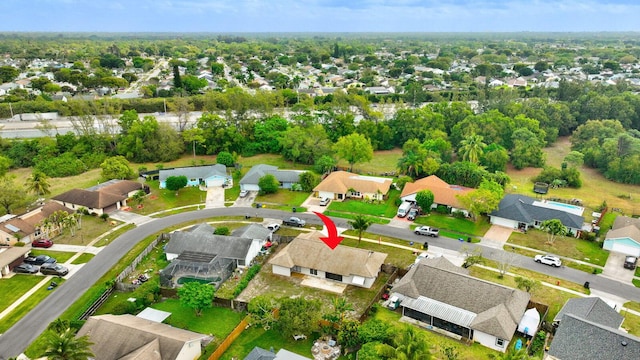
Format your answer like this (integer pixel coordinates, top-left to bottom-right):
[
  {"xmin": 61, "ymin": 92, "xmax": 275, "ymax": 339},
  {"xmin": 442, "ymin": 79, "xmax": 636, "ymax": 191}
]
[
  {"xmin": 283, "ymin": 217, "xmax": 306, "ymax": 227},
  {"xmin": 414, "ymin": 226, "xmax": 439, "ymax": 237}
]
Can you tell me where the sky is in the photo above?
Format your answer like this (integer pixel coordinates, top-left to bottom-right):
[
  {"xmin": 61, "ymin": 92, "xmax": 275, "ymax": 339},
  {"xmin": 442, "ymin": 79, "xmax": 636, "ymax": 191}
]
[{"xmin": 2, "ymin": 0, "xmax": 640, "ymax": 33}]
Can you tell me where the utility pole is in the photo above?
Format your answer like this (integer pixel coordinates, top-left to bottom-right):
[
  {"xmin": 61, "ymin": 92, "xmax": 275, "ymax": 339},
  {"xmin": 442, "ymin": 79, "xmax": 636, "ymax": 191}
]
[{"xmin": 9, "ymin": 103, "xmax": 14, "ymax": 119}]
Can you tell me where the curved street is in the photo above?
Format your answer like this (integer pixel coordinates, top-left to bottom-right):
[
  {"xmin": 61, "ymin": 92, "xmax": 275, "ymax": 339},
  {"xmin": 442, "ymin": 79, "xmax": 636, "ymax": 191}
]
[{"xmin": 1, "ymin": 207, "xmax": 640, "ymax": 358}]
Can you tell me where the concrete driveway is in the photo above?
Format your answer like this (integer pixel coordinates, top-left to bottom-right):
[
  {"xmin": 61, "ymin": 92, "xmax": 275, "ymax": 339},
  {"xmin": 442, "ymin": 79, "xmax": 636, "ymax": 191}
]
[
  {"xmin": 205, "ymin": 187, "xmax": 225, "ymax": 208},
  {"xmin": 481, "ymin": 225, "xmax": 513, "ymax": 249},
  {"xmin": 232, "ymin": 191, "xmax": 256, "ymax": 207},
  {"xmin": 300, "ymin": 194, "xmax": 327, "ymax": 214},
  {"xmin": 109, "ymin": 210, "xmax": 152, "ymax": 225},
  {"xmin": 602, "ymin": 251, "xmax": 636, "ymax": 283}
]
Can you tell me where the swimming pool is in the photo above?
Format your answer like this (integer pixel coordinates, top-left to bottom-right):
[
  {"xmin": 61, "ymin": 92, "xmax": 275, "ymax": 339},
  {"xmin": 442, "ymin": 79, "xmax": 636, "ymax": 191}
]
[{"xmin": 547, "ymin": 201, "xmax": 583, "ymax": 210}]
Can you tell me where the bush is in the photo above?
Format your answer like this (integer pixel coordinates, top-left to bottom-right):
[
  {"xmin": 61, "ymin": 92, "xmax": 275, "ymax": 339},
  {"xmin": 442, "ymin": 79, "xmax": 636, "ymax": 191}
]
[
  {"xmin": 14, "ymin": 241, "xmax": 25, "ymax": 247},
  {"xmin": 233, "ymin": 264, "xmax": 261, "ymax": 297},
  {"xmin": 214, "ymin": 227, "xmax": 230, "ymax": 235},
  {"xmin": 452, "ymin": 210, "xmax": 466, "ymax": 219},
  {"xmin": 436, "ymin": 205, "xmax": 449, "ymax": 214},
  {"xmin": 529, "ymin": 331, "xmax": 546, "ymax": 355}
]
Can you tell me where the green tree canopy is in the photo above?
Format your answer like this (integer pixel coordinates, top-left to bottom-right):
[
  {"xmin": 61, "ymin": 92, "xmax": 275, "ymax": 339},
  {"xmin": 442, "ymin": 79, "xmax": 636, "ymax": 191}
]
[
  {"xmin": 43, "ymin": 328, "xmax": 94, "ymax": 360},
  {"xmin": 177, "ymin": 282, "xmax": 215, "ymax": 317},
  {"xmin": 258, "ymin": 174, "xmax": 279, "ymax": 195},
  {"xmin": 277, "ymin": 297, "xmax": 322, "ymax": 338},
  {"xmin": 100, "ymin": 156, "xmax": 136, "ymax": 181},
  {"xmin": 541, "ymin": 219, "xmax": 566, "ymax": 245},
  {"xmin": 333, "ymin": 133, "xmax": 374, "ymax": 172},
  {"xmin": 348, "ymin": 214, "xmax": 373, "ymax": 246},
  {"xmin": 415, "ymin": 190, "xmax": 435, "ymax": 213},
  {"xmin": 165, "ymin": 175, "xmax": 188, "ymax": 192}
]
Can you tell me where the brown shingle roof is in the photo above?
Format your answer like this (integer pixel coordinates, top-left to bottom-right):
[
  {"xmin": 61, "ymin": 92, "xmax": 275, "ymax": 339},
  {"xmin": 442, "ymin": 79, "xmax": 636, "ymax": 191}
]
[
  {"xmin": 313, "ymin": 171, "xmax": 392, "ymax": 195},
  {"xmin": 400, "ymin": 175, "xmax": 474, "ymax": 209},
  {"xmin": 269, "ymin": 231, "xmax": 387, "ymax": 278},
  {"xmin": 98, "ymin": 180, "xmax": 143, "ymax": 197},
  {"xmin": 20, "ymin": 202, "xmax": 73, "ymax": 228},
  {"xmin": 52, "ymin": 189, "xmax": 125, "ymax": 209},
  {"xmin": 77, "ymin": 314, "xmax": 207, "ymax": 360}
]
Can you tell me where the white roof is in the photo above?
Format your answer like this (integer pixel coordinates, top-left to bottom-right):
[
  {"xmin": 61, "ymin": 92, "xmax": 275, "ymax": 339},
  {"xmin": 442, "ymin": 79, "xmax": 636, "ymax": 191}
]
[
  {"xmin": 136, "ymin": 307, "xmax": 171, "ymax": 323},
  {"xmin": 393, "ymin": 293, "xmax": 477, "ymax": 327}
]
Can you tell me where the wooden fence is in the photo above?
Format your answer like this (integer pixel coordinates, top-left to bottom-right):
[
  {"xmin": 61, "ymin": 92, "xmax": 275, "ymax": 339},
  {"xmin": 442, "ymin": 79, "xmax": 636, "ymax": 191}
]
[
  {"xmin": 208, "ymin": 315, "xmax": 251, "ymax": 360},
  {"xmin": 359, "ymin": 267, "xmax": 399, "ymax": 322},
  {"xmin": 78, "ymin": 287, "xmax": 114, "ymax": 320}
]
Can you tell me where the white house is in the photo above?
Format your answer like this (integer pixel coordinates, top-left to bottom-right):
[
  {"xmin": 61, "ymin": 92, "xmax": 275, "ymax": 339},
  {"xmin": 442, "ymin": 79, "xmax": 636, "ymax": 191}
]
[
  {"xmin": 313, "ymin": 171, "xmax": 392, "ymax": 202},
  {"xmin": 269, "ymin": 231, "xmax": 387, "ymax": 288}
]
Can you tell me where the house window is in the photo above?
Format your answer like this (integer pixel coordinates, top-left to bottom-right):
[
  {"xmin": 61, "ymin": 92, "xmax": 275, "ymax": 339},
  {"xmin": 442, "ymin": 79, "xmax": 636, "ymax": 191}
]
[
  {"xmin": 496, "ymin": 338, "xmax": 505, "ymax": 348},
  {"xmin": 292, "ymin": 266, "xmax": 301, "ymax": 273},
  {"xmin": 34, "ymin": 229, "xmax": 41, "ymax": 236},
  {"xmin": 350, "ymin": 191, "xmax": 361, "ymax": 197},
  {"xmin": 310, "ymin": 269, "xmax": 318, "ymax": 275},
  {"xmin": 326, "ymin": 272, "xmax": 343, "ymax": 281}
]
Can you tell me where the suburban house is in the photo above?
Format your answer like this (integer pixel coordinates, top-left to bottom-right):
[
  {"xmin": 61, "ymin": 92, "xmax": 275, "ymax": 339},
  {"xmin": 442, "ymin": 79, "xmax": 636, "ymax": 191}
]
[
  {"xmin": 603, "ymin": 215, "xmax": 640, "ymax": 257},
  {"xmin": 239, "ymin": 164, "xmax": 304, "ymax": 192},
  {"xmin": 160, "ymin": 223, "xmax": 271, "ymax": 288},
  {"xmin": 0, "ymin": 246, "xmax": 31, "ymax": 278},
  {"xmin": 400, "ymin": 175, "xmax": 474, "ymax": 215},
  {"xmin": 159, "ymin": 164, "xmax": 231, "ymax": 189},
  {"xmin": 0, "ymin": 202, "xmax": 72, "ymax": 246},
  {"xmin": 77, "ymin": 314, "xmax": 210, "ymax": 360},
  {"xmin": 313, "ymin": 171, "xmax": 392, "ymax": 202},
  {"xmin": 547, "ymin": 305, "xmax": 640, "ymax": 360},
  {"xmin": 52, "ymin": 179, "xmax": 147, "ymax": 215},
  {"xmin": 269, "ymin": 231, "xmax": 387, "ymax": 288},
  {"xmin": 489, "ymin": 194, "xmax": 586, "ymax": 236},
  {"xmin": 391, "ymin": 257, "xmax": 530, "ymax": 352},
  {"xmin": 552, "ymin": 297, "xmax": 623, "ymax": 329}
]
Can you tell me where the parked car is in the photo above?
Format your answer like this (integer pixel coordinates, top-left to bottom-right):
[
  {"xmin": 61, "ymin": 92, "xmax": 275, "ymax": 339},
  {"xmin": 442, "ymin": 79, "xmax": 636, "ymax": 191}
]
[
  {"xmin": 319, "ymin": 197, "xmax": 331, "ymax": 206},
  {"xmin": 283, "ymin": 217, "xmax": 306, "ymax": 227},
  {"xmin": 624, "ymin": 256, "xmax": 638, "ymax": 270},
  {"xmin": 31, "ymin": 238, "xmax": 53, "ymax": 248},
  {"xmin": 534, "ymin": 254, "xmax": 562, "ymax": 267},
  {"xmin": 23, "ymin": 254, "xmax": 56, "ymax": 266},
  {"xmin": 407, "ymin": 208, "xmax": 419, "ymax": 221},
  {"xmin": 40, "ymin": 263, "xmax": 69, "ymax": 276},
  {"xmin": 239, "ymin": 190, "xmax": 249, "ymax": 198},
  {"xmin": 14, "ymin": 263, "xmax": 38, "ymax": 274},
  {"xmin": 414, "ymin": 226, "xmax": 439, "ymax": 237},
  {"xmin": 266, "ymin": 223, "xmax": 281, "ymax": 232}
]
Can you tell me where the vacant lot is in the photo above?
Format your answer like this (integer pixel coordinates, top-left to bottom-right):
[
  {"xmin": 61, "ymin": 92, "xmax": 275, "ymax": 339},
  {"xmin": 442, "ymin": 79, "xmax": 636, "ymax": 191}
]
[{"xmin": 508, "ymin": 229, "xmax": 609, "ymax": 266}]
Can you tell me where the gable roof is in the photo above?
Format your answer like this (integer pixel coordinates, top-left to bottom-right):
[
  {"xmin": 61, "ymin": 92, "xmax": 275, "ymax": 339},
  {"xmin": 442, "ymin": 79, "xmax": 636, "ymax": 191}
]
[
  {"xmin": 607, "ymin": 215, "xmax": 640, "ymax": 241},
  {"xmin": 52, "ymin": 188, "xmax": 126, "ymax": 209},
  {"xmin": 269, "ymin": 231, "xmax": 387, "ymax": 278},
  {"xmin": 239, "ymin": 164, "xmax": 302, "ymax": 185},
  {"xmin": 553, "ymin": 297, "xmax": 623, "ymax": 329},
  {"xmin": 313, "ymin": 171, "xmax": 392, "ymax": 195},
  {"xmin": 392, "ymin": 257, "xmax": 530, "ymax": 340},
  {"xmin": 88, "ymin": 179, "xmax": 144, "ymax": 196},
  {"xmin": 77, "ymin": 314, "xmax": 207, "ymax": 360},
  {"xmin": 159, "ymin": 164, "xmax": 228, "ymax": 182},
  {"xmin": 244, "ymin": 347, "xmax": 276, "ymax": 360},
  {"xmin": 400, "ymin": 175, "xmax": 474, "ymax": 208},
  {"xmin": 232, "ymin": 223, "xmax": 272, "ymax": 240},
  {"xmin": 164, "ymin": 223, "xmax": 253, "ymax": 260},
  {"xmin": 548, "ymin": 314, "xmax": 640, "ymax": 360},
  {"xmin": 490, "ymin": 194, "xmax": 584, "ymax": 229}
]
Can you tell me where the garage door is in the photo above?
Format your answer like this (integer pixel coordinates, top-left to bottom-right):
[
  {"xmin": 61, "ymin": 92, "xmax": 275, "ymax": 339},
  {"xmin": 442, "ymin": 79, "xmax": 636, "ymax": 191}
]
[
  {"xmin": 490, "ymin": 216, "xmax": 517, "ymax": 229},
  {"xmin": 608, "ymin": 239, "xmax": 640, "ymax": 257},
  {"xmin": 242, "ymin": 184, "xmax": 260, "ymax": 192}
]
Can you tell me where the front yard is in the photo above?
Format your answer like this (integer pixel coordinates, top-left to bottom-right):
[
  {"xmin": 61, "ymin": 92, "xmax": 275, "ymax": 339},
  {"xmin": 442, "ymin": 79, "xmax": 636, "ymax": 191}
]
[
  {"xmin": 325, "ymin": 189, "xmax": 401, "ymax": 219},
  {"xmin": 508, "ymin": 229, "xmax": 609, "ymax": 266},
  {"xmin": 414, "ymin": 213, "xmax": 491, "ymax": 237}
]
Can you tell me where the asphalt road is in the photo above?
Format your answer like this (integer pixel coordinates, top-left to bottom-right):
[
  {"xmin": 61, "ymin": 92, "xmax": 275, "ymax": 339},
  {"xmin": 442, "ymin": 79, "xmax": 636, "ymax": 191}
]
[{"xmin": 2, "ymin": 208, "xmax": 640, "ymax": 358}]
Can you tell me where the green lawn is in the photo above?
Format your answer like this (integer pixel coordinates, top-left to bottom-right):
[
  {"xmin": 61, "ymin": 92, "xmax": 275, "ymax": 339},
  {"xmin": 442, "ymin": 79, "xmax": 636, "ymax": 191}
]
[
  {"xmin": 255, "ymin": 190, "xmax": 310, "ymax": 209},
  {"xmin": 219, "ymin": 326, "xmax": 316, "ymax": 360},
  {"xmin": 0, "ymin": 275, "xmax": 44, "ymax": 313},
  {"xmin": 0, "ymin": 278, "xmax": 66, "ymax": 333},
  {"xmin": 29, "ymin": 250, "xmax": 76, "ymax": 264},
  {"xmin": 414, "ymin": 213, "xmax": 491, "ymax": 237},
  {"xmin": 51, "ymin": 215, "xmax": 121, "ymax": 246},
  {"xmin": 323, "ymin": 211, "xmax": 390, "ymax": 224},
  {"xmin": 325, "ymin": 189, "xmax": 401, "ymax": 219},
  {"xmin": 130, "ymin": 180, "xmax": 208, "ymax": 215},
  {"xmin": 508, "ymin": 229, "xmax": 609, "ymax": 266},
  {"xmin": 507, "ymin": 247, "xmax": 603, "ymax": 275},
  {"xmin": 153, "ymin": 299, "xmax": 245, "ymax": 339},
  {"xmin": 71, "ymin": 253, "xmax": 95, "ymax": 264},
  {"xmin": 93, "ymin": 223, "xmax": 136, "ymax": 247}
]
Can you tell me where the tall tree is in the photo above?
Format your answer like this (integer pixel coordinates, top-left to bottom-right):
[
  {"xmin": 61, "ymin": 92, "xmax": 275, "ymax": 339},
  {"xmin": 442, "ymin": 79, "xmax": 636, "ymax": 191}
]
[
  {"xmin": 333, "ymin": 133, "xmax": 374, "ymax": 172},
  {"xmin": 277, "ymin": 297, "xmax": 322, "ymax": 338},
  {"xmin": 165, "ymin": 175, "xmax": 188, "ymax": 193},
  {"xmin": 415, "ymin": 190, "xmax": 435, "ymax": 213},
  {"xmin": 376, "ymin": 325, "xmax": 431, "ymax": 360},
  {"xmin": 177, "ymin": 282, "xmax": 215, "ymax": 317},
  {"xmin": 25, "ymin": 170, "xmax": 51, "ymax": 197},
  {"xmin": 348, "ymin": 214, "xmax": 373, "ymax": 246},
  {"xmin": 100, "ymin": 156, "xmax": 135, "ymax": 181},
  {"xmin": 0, "ymin": 175, "xmax": 26, "ymax": 214},
  {"xmin": 43, "ymin": 328, "xmax": 94, "ymax": 360}
]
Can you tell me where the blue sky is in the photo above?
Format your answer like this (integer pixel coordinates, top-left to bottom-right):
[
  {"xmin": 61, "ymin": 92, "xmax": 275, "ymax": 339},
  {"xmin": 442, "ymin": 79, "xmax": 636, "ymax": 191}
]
[{"xmin": 2, "ymin": 0, "xmax": 640, "ymax": 32}]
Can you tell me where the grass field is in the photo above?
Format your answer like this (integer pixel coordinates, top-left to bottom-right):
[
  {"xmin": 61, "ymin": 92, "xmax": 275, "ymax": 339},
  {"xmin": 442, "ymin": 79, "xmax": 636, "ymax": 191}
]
[
  {"xmin": 52, "ymin": 215, "xmax": 122, "ymax": 246},
  {"xmin": 28, "ymin": 250, "xmax": 76, "ymax": 263},
  {"xmin": 414, "ymin": 213, "xmax": 491, "ymax": 237},
  {"xmin": 70, "ymin": 253, "xmax": 94, "ymax": 264},
  {"xmin": 0, "ymin": 275, "xmax": 43, "ymax": 313},
  {"xmin": 153, "ymin": 299, "xmax": 246, "ymax": 338},
  {"xmin": 507, "ymin": 137, "xmax": 640, "ymax": 215},
  {"xmin": 0, "ymin": 277, "xmax": 66, "ymax": 333},
  {"xmin": 508, "ymin": 229, "xmax": 609, "ymax": 266},
  {"xmin": 219, "ymin": 325, "xmax": 316, "ymax": 360},
  {"xmin": 326, "ymin": 189, "xmax": 401, "ymax": 219}
]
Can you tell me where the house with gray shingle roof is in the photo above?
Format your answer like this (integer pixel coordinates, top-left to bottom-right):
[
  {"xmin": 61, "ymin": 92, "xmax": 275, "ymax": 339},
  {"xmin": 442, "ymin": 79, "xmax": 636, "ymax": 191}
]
[
  {"xmin": 604, "ymin": 215, "xmax": 640, "ymax": 257},
  {"xmin": 489, "ymin": 194, "xmax": 585, "ymax": 237},
  {"xmin": 52, "ymin": 180, "xmax": 145, "ymax": 215},
  {"xmin": 269, "ymin": 231, "xmax": 387, "ymax": 288},
  {"xmin": 160, "ymin": 223, "xmax": 271, "ymax": 288},
  {"xmin": 552, "ymin": 297, "xmax": 623, "ymax": 329},
  {"xmin": 391, "ymin": 257, "xmax": 530, "ymax": 353},
  {"xmin": 239, "ymin": 164, "xmax": 304, "ymax": 192},
  {"xmin": 159, "ymin": 164, "xmax": 230, "ymax": 189},
  {"xmin": 547, "ymin": 314, "xmax": 640, "ymax": 360}
]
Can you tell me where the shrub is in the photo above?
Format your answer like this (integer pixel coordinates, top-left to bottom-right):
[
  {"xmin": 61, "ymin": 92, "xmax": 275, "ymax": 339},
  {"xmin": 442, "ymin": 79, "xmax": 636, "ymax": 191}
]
[
  {"xmin": 14, "ymin": 241, "xmax": 25, "ymax": 247},
  {"xmin": 452, "ymin": 210, "xmax": 466, "ymax": 219},
  {"xmin": 214, "ymin": 227, "xmax": 230, "ymax": 235},
  {"xmin": 529, "ymin": 331, "xmax": 546, "ymax": 354},
  {"xmin": 436, "ymin": 205, "xmax": 449, "ymax": 214},
  {"xmin": 233, "ymin": 264, "xmax": 261, "ymax": 297}
]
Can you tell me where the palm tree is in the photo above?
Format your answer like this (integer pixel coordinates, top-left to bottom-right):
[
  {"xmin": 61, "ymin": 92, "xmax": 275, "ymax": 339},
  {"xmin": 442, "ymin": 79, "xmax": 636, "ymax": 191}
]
[
  {"xmin": 489, "ymin": 348, "xmax": 532, "ymax": 360},
  {"xmin": 25, "ymin": 170, "xmax": 51, "ymax": 198},
  {"xmin": 458, "ymin": 133, "xmax": 486, "ymax": 164},
  {"xmin": 348, "ymin": 214, "xmax": 372, "ymax": 246},
  {"xmin": 332, "ymin": 296, "xmax": 355, "ymax": 322},
  {"xmin": 43, "ymin": 328, "xmax": 94, "ymax": 360},
  {"xmin": 377, "ymin": 325, "xmax": 431, "ymax": 359}
]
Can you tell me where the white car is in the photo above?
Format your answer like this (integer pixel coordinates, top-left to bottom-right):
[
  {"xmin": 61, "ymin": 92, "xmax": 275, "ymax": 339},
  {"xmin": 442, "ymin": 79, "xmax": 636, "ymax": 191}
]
[
  {"xmin": 534, "ymin": 254, "xmax": 562, "ymax": 267},
  {"xmin": 266, "ymin": 223, "xmax": 280, "ymax": 232},
  {"xmin": 319, "ymin": 197, "xmax": 331, "ymax": 206},
  {"xmin": 239, "ymin": 190, "xmax": 249, "ymax": 198}
]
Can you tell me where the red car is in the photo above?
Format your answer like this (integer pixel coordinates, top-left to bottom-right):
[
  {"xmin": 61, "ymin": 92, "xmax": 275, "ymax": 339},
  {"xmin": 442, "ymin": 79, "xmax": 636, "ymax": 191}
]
[{"xmin": 32, "ymin": 239, "xmax": 53, "ymax": 248}]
